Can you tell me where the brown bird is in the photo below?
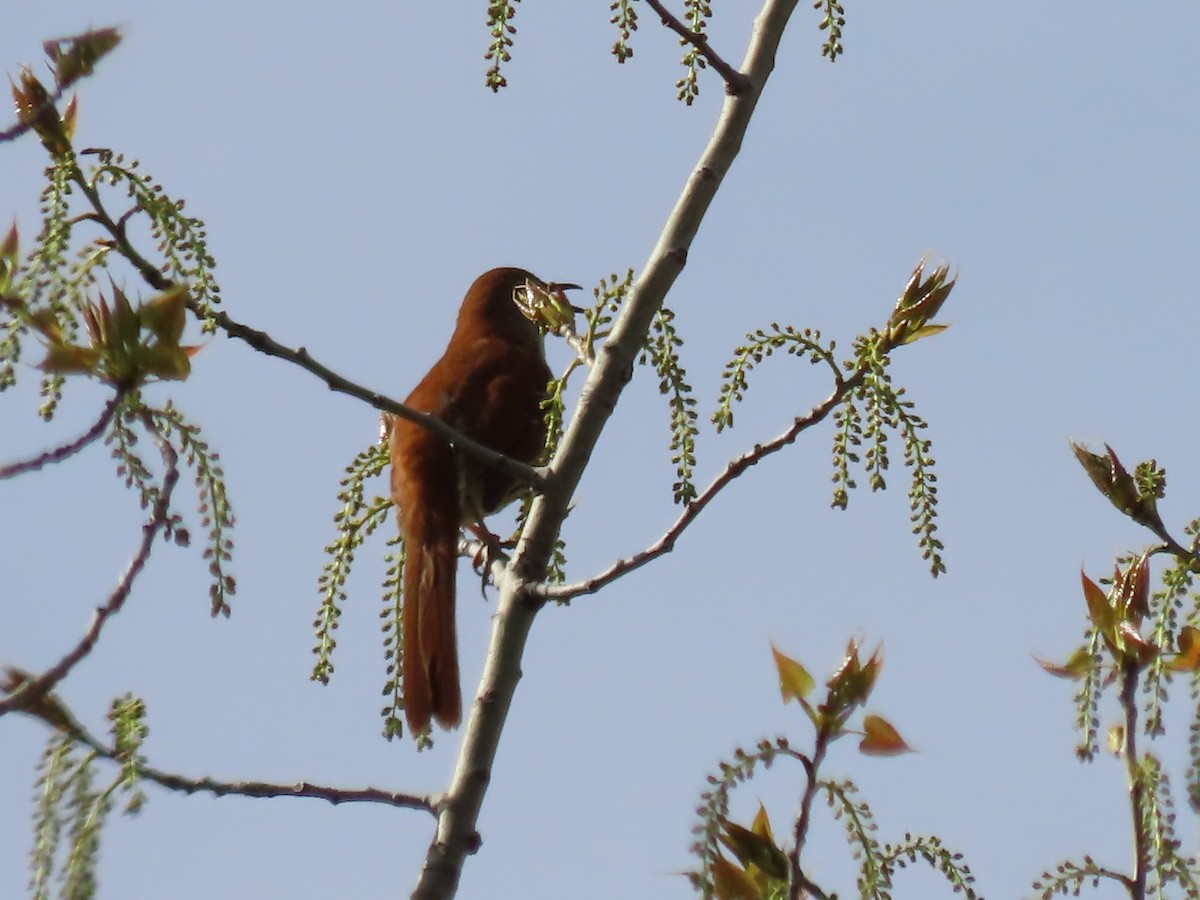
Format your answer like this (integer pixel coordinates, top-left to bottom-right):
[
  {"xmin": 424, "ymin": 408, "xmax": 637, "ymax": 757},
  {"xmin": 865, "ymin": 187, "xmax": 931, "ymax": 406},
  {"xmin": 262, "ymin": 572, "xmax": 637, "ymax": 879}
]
[{"xmin": 389, "ymin": 267, "xmax": 574, "ymax": 734}]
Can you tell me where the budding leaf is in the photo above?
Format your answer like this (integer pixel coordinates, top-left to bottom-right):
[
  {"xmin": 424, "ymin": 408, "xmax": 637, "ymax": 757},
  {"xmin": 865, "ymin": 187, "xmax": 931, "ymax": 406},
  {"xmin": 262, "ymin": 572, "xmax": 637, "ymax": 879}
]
[
  {"xmin": 38, "ymin": 342, "xmax": 102, "ymax": 376},
  {"xmin": 139, "ymin": 284, "xmax": 188, "ymax": 345},
  {"xmin": 710, "ymin": 855, "xmax": 758, "ymax": 900},
  {"xmin": 1168, "ymin": 625, "xmax": 1200, "ymax": 673},
  {"xmin": 825, "ymin": 638, "xmax": 881, "ymax": 720},
  {"xmin": 1081, "ymin": 570, "xmax": 1115, "ymax": 636},
  {"xmin": 1070, "ymin": 442, "xmax": 1165, "ymax": 532},
  {"xmin": 860, "ymin": 713, "xmax": 913, "ymax": 756},
  {"xmin": 1036, "ymin": 646, "xmax": 1096, "ymax": 680},
  {"xmin": 749, "ymin": 802, "xmax": 774, "ymax": 843},
  {"xmin": 771, "ymin": 643, "xmax": 814, "ymax": 705},
  {"xmin": 44, "ymin": 27, "xmax": 123, "ymax": 89},
  {"xmin": 718, "ymin": 819, "xmax": 789, "ymax": 882},
  {"xmin": 886, "ymin": 257, "xmax": 955, "ymax": 346}
]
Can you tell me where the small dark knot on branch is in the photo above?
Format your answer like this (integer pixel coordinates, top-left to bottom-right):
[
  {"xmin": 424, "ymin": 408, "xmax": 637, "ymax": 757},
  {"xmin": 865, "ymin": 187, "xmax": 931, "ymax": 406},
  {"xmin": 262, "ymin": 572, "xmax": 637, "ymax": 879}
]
[{"xmin": 666, "ymin": 246, "xmax": 689, "ymax": 268}]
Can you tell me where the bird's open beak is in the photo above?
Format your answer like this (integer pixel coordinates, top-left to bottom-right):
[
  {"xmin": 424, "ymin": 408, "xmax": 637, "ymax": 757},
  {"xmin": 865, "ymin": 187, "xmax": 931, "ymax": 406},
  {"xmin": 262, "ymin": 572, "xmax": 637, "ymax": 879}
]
[{"xmin": 550, "ymin": 283, "xmax": 586, "ymax": 315}]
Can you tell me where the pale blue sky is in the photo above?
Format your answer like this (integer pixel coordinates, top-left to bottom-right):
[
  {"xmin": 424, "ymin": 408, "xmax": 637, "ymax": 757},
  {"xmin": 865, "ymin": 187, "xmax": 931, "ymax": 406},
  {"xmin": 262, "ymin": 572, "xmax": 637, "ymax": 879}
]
[{"xmin": 3, "ymin": 4, "xmax": 1200, "ymax": 898}]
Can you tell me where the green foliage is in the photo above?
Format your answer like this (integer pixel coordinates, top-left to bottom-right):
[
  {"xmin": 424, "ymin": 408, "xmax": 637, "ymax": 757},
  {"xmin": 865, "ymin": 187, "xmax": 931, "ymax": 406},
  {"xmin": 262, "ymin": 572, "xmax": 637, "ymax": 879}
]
[
  {"xmin": 836, "ymin": 331, "xmax": 944, "ymax": 575},
  {"xmin": 1071, "ymin": 631, "xmax": 1103, "ymax": 761},
  {"xmin": 380, "ymin": 536, "xmax": 406, "ymax": 741},
  {"xmin": 825, "ymin": 260, "xmax": 954, "ymax": 577},
  {"xmin": 676, "ymin": 0, "xmax": 713, "ymax": 105},
  {"xmin": 40, "ymin": 28, "xmax": 122, "ymax": 92},
  {"xmin": 539, "ymin": 374, "xmax": 570, "ymax": 463},
  {"xmin": 2, "ymin": 144, "xmax": 222, "ymax": 422},
  {"xmin": 108, "ymin": 398, "xmax": 168, "ymax": 511},
  {"xmin": 1142, "ymin": 554, "xmax": 1193, "ymax": 737},
  {"xmin": 84, "ymin": 150, "xmax": 222, "ymax": 328},
  {"xmin": 3, "ymin": 26, "xmax": 122, "ymax": 156},
  {"xmin": 103, "ymin": 397, "xmax": 236, "ymax": 614},
  {"xmin": 9, "ymin": 67, "xmax": 76, "ymax": 159},
  {"xmin": 713, "ymin": 262, "xmax": 952, "ymax": 578},
  {"xmin": 1136, "ymin": 756, "xmax": 1200, "ymax": 894},
  {"xmin": 691, "ymin": 644, "xmax": 970, "ymax": 899},
  {"xmin": 585, "ymin": 269, "xmax": 630, "ymax": 358},
  {"xmin": 3, "ymin": 47, "xmax": 236, "ymax": 624},
  {"xmin": 878, "ymin": 833, "xmax": 978, "ymax": 899},
  {"xmin": 1, "ymin": 157, "xmax": 77, "ymax": 412},
  {"xmin": 823, "ymin": 779, "xmax": 883, "ymax": 889},
  {"xmin": 59, "ymin": 748, "xmax": 104, "ymax": 900},
  {"xmin": 712, "ymin": 325, "xmax": 839, "ymax": 432},
  {"xmin": 313, "ymin": 441, "xmax": 391, "ymax": 684},
  {"xmin": 646, "ymin": 305, "xmax": 699, "ymax": 503},
  {"xmin": 484, "ymin": 0, "xmax": 520, "ymax": 91},
  {"xmin": 28, "ymin": 693, "xmax": 148, "ymax": 900},
  {"xmin": 652, "ymin": 269, "xmax": 950, "ymax": 535},
  {"xmin": 29, "ymin": 737, "xmax": 72, "ymax": 900},
  {"xmin": 152, "ymin": 402, "xmax": 236, "ymax": 616},
  {"xmin": 547, "ymin": 533, "xmax": 569, "ymax": 586},
  {"xmin": 513, "ymin": 490, "xmax": 569, "ymax": 589},
  {"xmin": 610, "ymin": 0, "xmax": 639, "ymax": 63},
  {"xmin": 823, "ymin": 783, "xmax": 978, "ymax": 898},
  {"xmin": 1037, "ymin": 447, "xmax": 1200, "ymax": 895},
  {"xmin": 1072, "ymin": 443, "xmax": 1170, "ymax": 539},
  {"xmin": 1031, "ymin": 855, "xmax": 1124, "ymax": 897},
  {"xmin": 812, "ymin": 0, "xmax": 846, "ymax": 61},
  {"xmin": 107, "ymin": 694, "xmax": 148, "ymax": 815},
  {"xmin": 688, "ymin": 738, "xmax": 790, "ymax": 898},
  {"xmin": 1053, "ymin": 453, "xmax": 1200, "ymax": 753},
  {"xmin": 11, "ymin": 282, "xmax": 199, "ymax": 387}
]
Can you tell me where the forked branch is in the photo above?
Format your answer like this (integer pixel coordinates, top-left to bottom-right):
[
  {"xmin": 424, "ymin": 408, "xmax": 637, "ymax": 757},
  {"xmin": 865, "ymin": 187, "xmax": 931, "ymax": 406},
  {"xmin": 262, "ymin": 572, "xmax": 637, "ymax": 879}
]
[{"xmin": 644, "ymin": 0, "xmax": 752, "ymax": 94}]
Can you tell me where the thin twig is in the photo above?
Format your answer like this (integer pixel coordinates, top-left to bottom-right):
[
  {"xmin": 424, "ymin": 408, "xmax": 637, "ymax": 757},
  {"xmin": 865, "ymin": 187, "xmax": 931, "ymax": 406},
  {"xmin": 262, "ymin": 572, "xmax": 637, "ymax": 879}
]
[
  {"xmin": 1, "ymin": 670, "xmax": 435, "ymax": 814},
  {"xmin": 542, "ymin": 366, "xmax": 861, "ymax": 601},
  {"xmin": 0, "ymin": 407, "xmax": 177, "ymax": 719},
  {"xmin": 1121, "ymin": 663, "xmax": 1147, "ymax": 898},
  {"xmin": 0, "ymin": 388, "xmax": 126, "ymax": 480},
  {"xmin": 1145, "ymin": 531, "xmax": 1195, "ymax": 569},
  {"xmin": 126, "ymin": 768, "xmax": 434, "ymax": 812},
  {"xmin": 644, "ymin": 0, "xmax": 752, "ymax": 94},
  {"xmin": 790, "ymin": 732, "xmax": 831, "ymax": 899}
]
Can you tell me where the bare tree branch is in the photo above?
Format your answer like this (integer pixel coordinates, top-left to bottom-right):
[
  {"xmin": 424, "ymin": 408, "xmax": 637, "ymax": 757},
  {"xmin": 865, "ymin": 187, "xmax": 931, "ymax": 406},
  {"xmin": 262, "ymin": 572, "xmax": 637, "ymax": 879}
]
[
  {"xmin": 1119, "ymin": 665, "xmax": 1148, "ymax": 898},
  {"xmin": 0, "ymin": 406, "xmax": 176, "ymax": 719},
  {"xmin": 644, "ymin": 0, "xmax": 752, "ymax": 94},
  {"xmin": 410, "ymin": 2, "xmax": 804, "ymax": 897},
  {"xmin": 1, "ymin": 668, "xmax": 435, "ymax": 813},
  {"xmin": 0, "ymin": 388, "xmax": 126, "ymax": 480},
  {"xmin": 789, "ymin": 730, "xmax": 832, "ymax": 900},
  {"xmin": 127, "ymin": 769, "xmax": 435, "ymax": 812}
]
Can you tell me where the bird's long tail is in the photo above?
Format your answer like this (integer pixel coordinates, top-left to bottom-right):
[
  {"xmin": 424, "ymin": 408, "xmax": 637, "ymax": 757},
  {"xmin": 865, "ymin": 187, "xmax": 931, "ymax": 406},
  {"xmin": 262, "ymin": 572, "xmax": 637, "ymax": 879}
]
[{"xmin": 401, "ymin": 487, "xmax": 462, "ymax": 733}]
